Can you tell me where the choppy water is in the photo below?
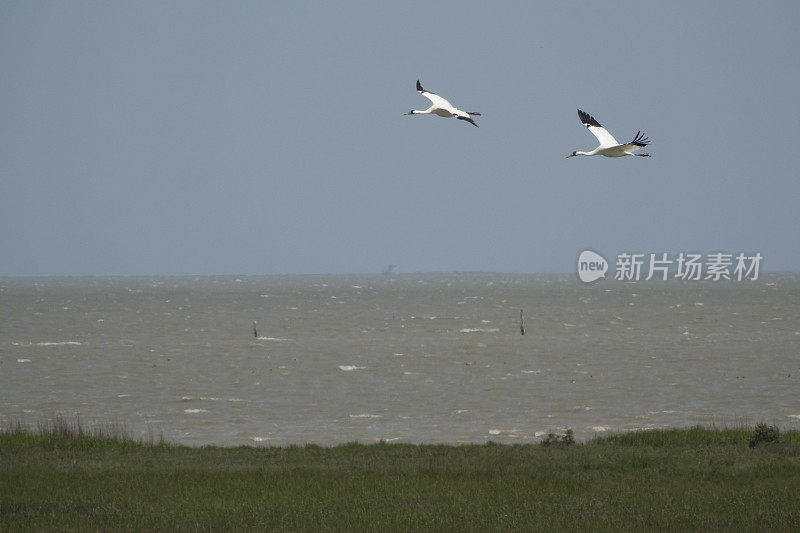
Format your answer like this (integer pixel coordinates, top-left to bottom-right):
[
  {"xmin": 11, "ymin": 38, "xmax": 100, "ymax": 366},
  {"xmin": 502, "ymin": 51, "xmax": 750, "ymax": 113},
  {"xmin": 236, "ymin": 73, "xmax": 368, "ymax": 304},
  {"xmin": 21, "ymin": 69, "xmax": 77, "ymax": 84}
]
[{"xmin": 2, "ymin": 273, "xmax": 799, "ymax": 446}]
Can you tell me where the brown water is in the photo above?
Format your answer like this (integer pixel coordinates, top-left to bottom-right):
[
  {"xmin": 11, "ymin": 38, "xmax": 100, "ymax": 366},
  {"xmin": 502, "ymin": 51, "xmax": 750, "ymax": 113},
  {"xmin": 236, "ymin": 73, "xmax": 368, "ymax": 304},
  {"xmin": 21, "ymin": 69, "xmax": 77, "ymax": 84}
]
[{"xmin": 2, "ymin": 273, "xmax": 799, "ymax": 446}]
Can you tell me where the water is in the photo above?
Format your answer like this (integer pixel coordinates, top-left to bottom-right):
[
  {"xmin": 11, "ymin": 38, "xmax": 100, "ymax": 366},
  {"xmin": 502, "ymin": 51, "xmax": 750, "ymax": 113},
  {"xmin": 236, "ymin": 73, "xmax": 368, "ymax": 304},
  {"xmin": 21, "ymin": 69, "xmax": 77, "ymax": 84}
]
[{"xmin": 2, "ymin": 274, "xmax": 799, "ymax": 446}]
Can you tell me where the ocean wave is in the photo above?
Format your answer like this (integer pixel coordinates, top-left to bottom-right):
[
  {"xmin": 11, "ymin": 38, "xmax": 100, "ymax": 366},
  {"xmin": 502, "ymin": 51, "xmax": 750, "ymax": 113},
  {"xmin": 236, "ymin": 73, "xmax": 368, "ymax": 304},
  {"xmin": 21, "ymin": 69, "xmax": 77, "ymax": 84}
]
[
  {"xmin": 183, "ymin": 409, "xmax": 208, "ymax": 414},
  {"xmin": 12, "ymin": 341, "xmax": 82, "ymax": 347},
  {"xmin": 181, "ymin": 396, "xmax": 244, "ymax": 402},
  {"xmin": 41, "ymin": 341, "xmax": 82, "ymax": 346},
  {"xmin": 339, "ymin": 365, "xmax": 366, "ymax": 371},
  {"xmin": 459, "ymin": 328, "xmax": 499, "ymax": 333},
  {"xmin": 349, "ymin": 414, "xmax": 381, "ymax": 418},
  {"xmin": 488, "ymin": 429, "xmax": 522, "ymax": 437}
]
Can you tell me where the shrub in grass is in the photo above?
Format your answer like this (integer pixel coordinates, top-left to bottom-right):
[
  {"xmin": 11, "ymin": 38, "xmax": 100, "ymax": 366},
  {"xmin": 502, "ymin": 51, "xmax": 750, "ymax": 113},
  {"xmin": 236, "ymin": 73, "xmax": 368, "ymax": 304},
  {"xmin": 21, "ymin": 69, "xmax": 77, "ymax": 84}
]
[
  {"xmin": 540, "ymin": 429, "xmax": 574, "ymax": 447},
  {"xmin": 749, "ymin": 422, "xmax": 780, "ymax": 448}
]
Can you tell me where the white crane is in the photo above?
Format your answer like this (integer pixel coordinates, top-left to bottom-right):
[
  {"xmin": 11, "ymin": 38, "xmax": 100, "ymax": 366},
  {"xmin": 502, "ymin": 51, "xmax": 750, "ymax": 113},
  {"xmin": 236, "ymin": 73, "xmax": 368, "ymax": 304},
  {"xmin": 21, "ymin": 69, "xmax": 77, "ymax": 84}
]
[
  {"xmin": 567, "ymin": 109, "xmax": 650, "ymax": 158},
  {"xmin": 404, "ymin": 80, "xmax": 480, "ymax": 127}
]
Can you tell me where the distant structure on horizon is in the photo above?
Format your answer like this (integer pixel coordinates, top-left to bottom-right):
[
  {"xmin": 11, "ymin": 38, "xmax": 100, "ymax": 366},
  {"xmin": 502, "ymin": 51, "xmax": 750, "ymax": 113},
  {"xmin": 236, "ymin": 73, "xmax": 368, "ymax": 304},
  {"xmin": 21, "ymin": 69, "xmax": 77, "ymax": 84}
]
[{"xmin": 382, "ymin": 264, "xmax": 397, "ymax": 275}]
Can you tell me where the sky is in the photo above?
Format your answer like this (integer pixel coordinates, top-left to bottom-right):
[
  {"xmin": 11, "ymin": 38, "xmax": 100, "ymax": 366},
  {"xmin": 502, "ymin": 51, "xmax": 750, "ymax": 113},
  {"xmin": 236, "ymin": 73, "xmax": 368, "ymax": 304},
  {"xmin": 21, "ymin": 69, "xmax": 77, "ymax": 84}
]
[{"xmin": 1, "ymin": 2, "xmax": 798, "ymax": 276}]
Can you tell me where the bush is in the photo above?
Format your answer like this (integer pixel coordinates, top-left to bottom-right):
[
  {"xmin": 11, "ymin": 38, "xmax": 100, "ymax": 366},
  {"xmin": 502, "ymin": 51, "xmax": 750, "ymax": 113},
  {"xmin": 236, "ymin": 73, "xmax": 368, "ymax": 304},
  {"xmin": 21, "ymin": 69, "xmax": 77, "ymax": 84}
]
[
  {"xmin": 540, "ymin": 429, "xmax": 574, "ymax": 447},
  {"xmin": 749, "ymin": 423, "xmax": 780, "ymax": 448}
]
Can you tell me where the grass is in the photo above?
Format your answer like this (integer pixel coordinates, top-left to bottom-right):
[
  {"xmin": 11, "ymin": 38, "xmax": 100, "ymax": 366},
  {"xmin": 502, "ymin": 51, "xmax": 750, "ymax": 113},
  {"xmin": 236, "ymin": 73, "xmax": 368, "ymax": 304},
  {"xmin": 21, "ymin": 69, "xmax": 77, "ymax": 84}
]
[{"xmin": 2, "ymin": 419, "xmax": 800, "ymax": 530}]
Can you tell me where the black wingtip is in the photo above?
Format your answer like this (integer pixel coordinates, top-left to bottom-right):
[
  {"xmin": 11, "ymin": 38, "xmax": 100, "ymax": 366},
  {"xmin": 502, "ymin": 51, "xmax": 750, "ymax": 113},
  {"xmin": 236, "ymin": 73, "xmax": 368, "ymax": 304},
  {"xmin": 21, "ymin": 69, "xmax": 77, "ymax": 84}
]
[
  {"xmin": 630, "ymin": 130, "xmax": 650, "ymax": 147},
  {"xmin": 416, "ymin": 80, "xmax": 423, "ymax": 92},
  {"xmin": 577, "ymin": 109, "xmax": 602, "ymax": 128},
  {"xmin": 457, "ymin": 116, "xmax": 478, "ymax": 127}
]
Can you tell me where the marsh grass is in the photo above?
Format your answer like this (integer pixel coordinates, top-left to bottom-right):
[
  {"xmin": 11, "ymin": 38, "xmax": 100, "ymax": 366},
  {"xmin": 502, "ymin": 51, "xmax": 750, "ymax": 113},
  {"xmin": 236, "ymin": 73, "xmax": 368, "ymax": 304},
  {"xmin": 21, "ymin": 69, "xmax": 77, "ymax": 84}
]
[
  {"xmin": 749, "ymin": 422, "xmax": 781, "ymax": 448},
  {"xmin": 2, "ymin": 421, "xmax": 800, "ymax": 530},
  {"xmin": 1, "ymin": 416, "xmax": 166, "ymax": 451}
]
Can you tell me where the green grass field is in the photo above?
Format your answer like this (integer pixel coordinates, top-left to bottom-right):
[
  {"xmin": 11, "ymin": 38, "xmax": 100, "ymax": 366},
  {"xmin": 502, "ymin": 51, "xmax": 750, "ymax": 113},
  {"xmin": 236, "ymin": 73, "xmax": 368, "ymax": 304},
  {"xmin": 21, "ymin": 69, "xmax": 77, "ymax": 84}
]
[{"xmin": 2, "ymin": 420, "xmax": 799, "ymax": 530}]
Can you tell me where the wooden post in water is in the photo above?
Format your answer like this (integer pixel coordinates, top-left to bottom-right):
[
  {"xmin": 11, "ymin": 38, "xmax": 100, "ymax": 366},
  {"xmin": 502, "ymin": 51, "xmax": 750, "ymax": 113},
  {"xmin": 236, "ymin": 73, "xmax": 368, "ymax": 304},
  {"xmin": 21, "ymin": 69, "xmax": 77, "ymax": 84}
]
[
  {"xmin": 520, "ymin": 309, "xmax": 525, "ymax": 336},
  {"xmin": 253, "ymin": 321, "xmax": 258, "ymax": 338}
]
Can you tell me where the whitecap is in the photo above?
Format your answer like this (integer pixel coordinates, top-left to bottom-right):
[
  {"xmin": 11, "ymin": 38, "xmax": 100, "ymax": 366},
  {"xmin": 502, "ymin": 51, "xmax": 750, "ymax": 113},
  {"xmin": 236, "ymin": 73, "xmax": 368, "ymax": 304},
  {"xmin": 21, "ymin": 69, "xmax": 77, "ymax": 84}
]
[
  {"xmin": 459, "ymin": 328, "xmax": 499, "ymax": 333},
  {"xmin": 17, "ymin": 359, "xmax": 31, "ymax": 363},
  {"xmin": 184, "ymin": 409, "xmax": 208, "ymax": 414},
  {"xmin": 339, "ymin": 365, "xmax": 366, "ymax": 371},
  {"xmin": 349, "ymin": 414, "xmax": 381, "ymax": 418},
  {"xmin": 592, "ymin": 426, "xmax": 610, "ymax": 432},
  {"xmin": 251, "ymin": 436, "xmax": 271, "ymax": 442},
  {"xmin": 788, "ymin": 415, "xmax": 800, "ymax": 420},
  {"xmin": 489, "ymin": 429, "xmax": 521, "ymax": 437},
  {"xmin": 256, "ymin": 337, "xmax": 290, "ymax": 342},
  {"xmin": 521, "ymin": 370, "xmax": 542, "ymax": 374},
  {"xmin": 181, "ymin": 396, "xmax": 241, "ymax": 403},
  {"xmin": 36, "ymin": 341, "xmax": 82, "ymax": 347}
]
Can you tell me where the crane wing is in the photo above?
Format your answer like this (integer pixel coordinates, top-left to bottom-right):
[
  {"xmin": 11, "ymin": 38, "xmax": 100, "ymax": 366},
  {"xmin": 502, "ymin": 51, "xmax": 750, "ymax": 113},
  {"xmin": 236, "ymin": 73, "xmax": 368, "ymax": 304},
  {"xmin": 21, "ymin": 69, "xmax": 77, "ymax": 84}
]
[
  {"xmin": 578, "ymin": 109, "xmax": 619, "ymax": 148},
  {"xmin": 417, "ymin": 80, "xmax": 455, "ymax": 111}
]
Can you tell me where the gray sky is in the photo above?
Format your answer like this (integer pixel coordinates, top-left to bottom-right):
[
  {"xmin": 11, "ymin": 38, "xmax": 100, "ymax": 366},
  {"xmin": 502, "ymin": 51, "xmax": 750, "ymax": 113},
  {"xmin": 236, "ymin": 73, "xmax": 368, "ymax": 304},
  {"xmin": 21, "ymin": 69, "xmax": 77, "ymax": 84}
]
[{"xmin": 2, "ymin": 2, "xmax": 798, "ymax": 276}]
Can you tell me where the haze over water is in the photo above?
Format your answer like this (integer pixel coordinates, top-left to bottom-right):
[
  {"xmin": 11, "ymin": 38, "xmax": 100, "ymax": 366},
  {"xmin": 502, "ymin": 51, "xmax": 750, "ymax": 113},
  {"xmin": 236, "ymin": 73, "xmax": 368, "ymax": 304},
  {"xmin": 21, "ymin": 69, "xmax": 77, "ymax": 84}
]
[{"xmin": 2, "ymin": 274, "xmax": 799, "ymax": 446}]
